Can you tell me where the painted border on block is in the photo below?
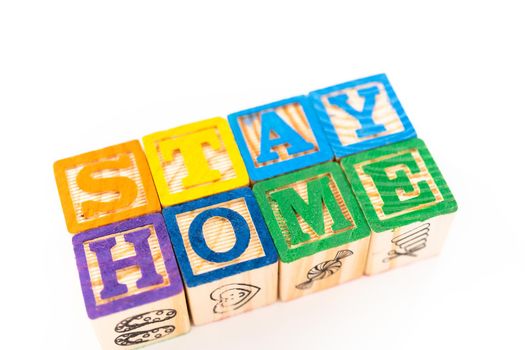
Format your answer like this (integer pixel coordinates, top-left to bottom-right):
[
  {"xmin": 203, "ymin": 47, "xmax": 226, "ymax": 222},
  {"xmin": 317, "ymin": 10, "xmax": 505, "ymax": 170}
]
[
  {"xmin": 54, "ymin": 140, "xmax": 161, "ymax": 233},
  {"xmin": 340, "ymin": 138, "xmax": 458, "ymax": 232},
  {"xmin": 142, "ymin": 117, "xmax": 249, "ymax": 207},
  {"xmin": 309, "ymin": 74, "xmax": 417, "ymax": 158},
  {"xmin": 72, "ymin": 213, "xmax": 184, "ymax": 319},
  {"xmin": 252, "ymin": 162, "xmax": 370, "ymax": 263},
  {"xmin": 163, "ymin": 187, "xmax": 278, "ymax": 288},
  {"xmin": 227, "ymin": 95, "xmax": 334, "ymax": 181}
]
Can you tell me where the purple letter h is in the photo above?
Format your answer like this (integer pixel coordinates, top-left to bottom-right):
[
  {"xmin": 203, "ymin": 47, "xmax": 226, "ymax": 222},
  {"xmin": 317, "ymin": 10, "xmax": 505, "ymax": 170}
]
[{"xmin": 89, "ymin": 229, "xmax": 163, "ymax": 299}]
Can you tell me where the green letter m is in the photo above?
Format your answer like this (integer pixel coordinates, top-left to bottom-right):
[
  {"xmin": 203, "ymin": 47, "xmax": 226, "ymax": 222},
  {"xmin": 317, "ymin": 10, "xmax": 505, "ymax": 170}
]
[{"xmin": 270, "ymin": 176, "xmax": 353, "ymax": 246}]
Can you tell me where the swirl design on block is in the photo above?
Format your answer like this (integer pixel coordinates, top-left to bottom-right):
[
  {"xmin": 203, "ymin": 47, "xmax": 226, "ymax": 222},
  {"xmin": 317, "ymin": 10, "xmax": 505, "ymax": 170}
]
[{"xmin": 296, "ymin": 250, "xmax": 353, "ymax": 290}]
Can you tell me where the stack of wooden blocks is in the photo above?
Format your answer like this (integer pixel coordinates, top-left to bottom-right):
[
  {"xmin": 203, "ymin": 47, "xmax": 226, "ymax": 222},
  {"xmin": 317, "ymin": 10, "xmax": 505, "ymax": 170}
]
[{"xmin": 54, "ymin": 74, "xmax": 458, "ymax": 349}]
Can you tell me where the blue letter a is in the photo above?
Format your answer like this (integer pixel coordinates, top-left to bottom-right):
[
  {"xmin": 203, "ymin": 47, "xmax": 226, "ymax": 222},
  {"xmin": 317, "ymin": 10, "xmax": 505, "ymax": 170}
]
[{"xmin": 256, "ymin": 111, "xmax": 314, "ymax": 163}]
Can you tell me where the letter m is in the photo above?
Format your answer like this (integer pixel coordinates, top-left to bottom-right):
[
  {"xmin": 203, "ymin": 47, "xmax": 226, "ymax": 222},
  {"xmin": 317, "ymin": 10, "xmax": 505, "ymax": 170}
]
[{"xmin": 270, "ymin": 177, "xmax": 353, "ymax": 246}]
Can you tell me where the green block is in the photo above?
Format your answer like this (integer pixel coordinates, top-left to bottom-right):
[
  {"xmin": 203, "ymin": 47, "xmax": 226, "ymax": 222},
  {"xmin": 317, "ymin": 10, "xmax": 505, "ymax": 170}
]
[
  {"xmin": 252, "ymin": 162, "xmax": 370, "ymax": 263},
  {"xmin": 340, "ymin": 138, "xmax": 458, "ymax": 233}
]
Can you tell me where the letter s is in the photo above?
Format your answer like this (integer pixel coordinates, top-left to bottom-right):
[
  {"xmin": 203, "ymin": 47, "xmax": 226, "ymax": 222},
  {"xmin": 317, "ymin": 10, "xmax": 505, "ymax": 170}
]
[{"xmin": 76, "ymin": 154, "xmax": 138, "ymax": 219}]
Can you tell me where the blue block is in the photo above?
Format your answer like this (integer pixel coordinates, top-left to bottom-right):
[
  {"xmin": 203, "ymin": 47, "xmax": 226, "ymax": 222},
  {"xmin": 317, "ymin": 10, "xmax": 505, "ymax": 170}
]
[
  {"xmin": 228, "ymin": 95, "xmax": 333, "ymax": 181},
  {"xmin": 163, "ymin": 187, "xmax": 277, "ymax": 288},
  {"xmin": 309, "ymin": 74, "xmax": 417, "ymax": 158}
]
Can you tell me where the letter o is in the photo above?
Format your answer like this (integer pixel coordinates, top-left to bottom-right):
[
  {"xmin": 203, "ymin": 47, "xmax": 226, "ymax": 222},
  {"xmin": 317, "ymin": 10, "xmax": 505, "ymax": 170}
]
[{"xmin": 188, "ymin": 208, "xmax": 250, "ymax": 263}]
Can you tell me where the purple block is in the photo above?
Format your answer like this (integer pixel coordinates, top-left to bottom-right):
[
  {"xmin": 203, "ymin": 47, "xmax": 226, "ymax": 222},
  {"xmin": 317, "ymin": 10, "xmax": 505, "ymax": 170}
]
[{"xmin": 72, "ymin": 213, "xmax": 184, "ymax": 319}]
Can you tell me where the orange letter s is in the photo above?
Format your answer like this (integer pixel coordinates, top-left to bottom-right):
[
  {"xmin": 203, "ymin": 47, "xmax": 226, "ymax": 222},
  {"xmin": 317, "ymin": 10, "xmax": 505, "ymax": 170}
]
[{"xmin": 76, "ymin": 154, "xmax": 138, "ymax": 219}]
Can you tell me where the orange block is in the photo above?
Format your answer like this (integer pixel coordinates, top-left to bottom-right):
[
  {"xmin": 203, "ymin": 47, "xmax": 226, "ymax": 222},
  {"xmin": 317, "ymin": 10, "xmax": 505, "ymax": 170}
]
[{"xmin": 54, "ymin": 140, "xmax": 160, "ymax": 233}]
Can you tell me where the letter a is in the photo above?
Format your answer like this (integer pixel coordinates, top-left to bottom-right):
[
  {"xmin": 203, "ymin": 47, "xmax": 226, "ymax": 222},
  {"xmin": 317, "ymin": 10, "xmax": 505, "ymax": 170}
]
[{"xmin": 257, "ymin": 111, "xmax": 314, "ymax": 163}]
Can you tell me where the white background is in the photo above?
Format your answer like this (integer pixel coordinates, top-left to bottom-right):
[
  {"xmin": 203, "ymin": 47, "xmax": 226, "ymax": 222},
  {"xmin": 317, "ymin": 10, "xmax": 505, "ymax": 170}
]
[{"xmin": 1, "ymin": 1, "xmax": 524, "ymax": 349}]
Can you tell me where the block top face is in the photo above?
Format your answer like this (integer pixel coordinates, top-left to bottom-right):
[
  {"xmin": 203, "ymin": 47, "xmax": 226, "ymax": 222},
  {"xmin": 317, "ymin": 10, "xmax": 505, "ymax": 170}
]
[
  {"xmin": 72, "ymin": 213, "xmax": 183, "ymax": 319},
  {"xmin": 341, "ymin": 138, "xmax": 458, "ymax": 232},
  {"xmin": 309, "ymin": 74, "xmax": 416, "ymax": 158},
  {"xmin": 163, "ymin": 187, "xmax": 277, "ymax": 288},
  {"xmin": 54, "ymin": 140, "xmax": 161, "ymax": 233},
  {"xmin": 228, "ymin": 95, "xmax": 333, "ymax": 181},
  {"xmin": 252, "ymin": 162, "xmax": 370, "ymax": 263},
  {"xmin": 143, "ymin": 117, "xmax": 249, "ymax": 207}
]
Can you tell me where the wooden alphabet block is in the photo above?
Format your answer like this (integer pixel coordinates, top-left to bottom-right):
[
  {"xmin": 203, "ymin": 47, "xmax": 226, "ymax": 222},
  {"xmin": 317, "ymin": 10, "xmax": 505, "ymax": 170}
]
[
  {"xmin": 54, "ymin": 141, "xmax": 160, "ymax": 233},
  {"xmin": 72, "ymin": 214, "xmax": 190, "ymax": 349},
  {"xmin": 340, "ymin": 138, "xmax": 458, "ymax": 275},
  {"xmin": 143, "ymin": 117, "xmax": 249, "ymax": 207},
  {"xmin": 252, "ymin": 162, "xmax": 370, "ymax": 301},
  {"xmin": 228, "ymin": 96, "xmax": 333, "ymax": 181},
  {"xmin": 163, "ymin": 187, "xmax": 278, "ymax": 325},
  {"xmin": 309, "ymin": 74, "xmax": 416, "ymax": 158}
]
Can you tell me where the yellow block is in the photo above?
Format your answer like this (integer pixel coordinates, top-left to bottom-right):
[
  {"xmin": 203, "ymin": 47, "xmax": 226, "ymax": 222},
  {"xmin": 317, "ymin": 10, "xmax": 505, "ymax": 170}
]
[{"xmin": 143, "ymin": 117, "xmax": 249, "ymax": 206}]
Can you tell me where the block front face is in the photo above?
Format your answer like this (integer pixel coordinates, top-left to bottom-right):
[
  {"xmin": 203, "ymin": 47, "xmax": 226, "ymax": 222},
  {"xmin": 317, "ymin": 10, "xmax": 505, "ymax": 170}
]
[
  {"xmin": 341, "ymin": 138, "xmax": 458, "ymax": 232},
  {"xmin": 92, "ymin": 293, "xmax": 190, "ymax": 349},
  {"xmin": 163, "ymin": 187, "xmax": 277, "ymax": 287},
  {"xmin": 143, "ymin": 117, "xmax": 249, "ymax": 207},
  {"xmin": 185, "ymin": 263, "xmax": 278, "ymax": 325},
  {"xmin": 54, "ymin": 141, "xmax": 160, "ymax": 233},
  {"xmin": 253, "ymin": 162, "xmax": 370, "ymax": 263},
  {"xmin": 164, "ymin": 188, "xmax": 278, "ymax": 324},
  {"xmin": 279, "ymin": 238, "xmax": 369, "ymax": 301},
  {"xmin": 228, "ymin": 96, "xmax": 333, "ymax": 181},
  {"xmin": 73, "ymin": 214, "xmax": 184, "ymax": 319},
  {"xmin": 309, "ymin": 74, "xmax": 416, "ymax": 158},
  {"xmin": 365, "ymin": 213, "xmax": 455, "ymax": 275}
]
